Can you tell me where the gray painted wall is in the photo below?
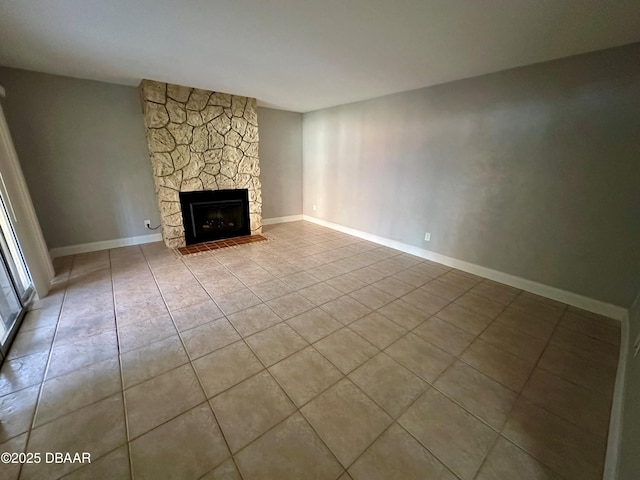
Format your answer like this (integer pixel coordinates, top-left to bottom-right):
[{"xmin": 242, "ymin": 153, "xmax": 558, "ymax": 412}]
[
  {"xmin": 0, "ymin": 68, "xmax": 304, "ymax": 248},
  {"xmin": 303, "ymin": 44, "xmax": 640, "ymax": 307},
  {"xmin": 0, "ymin": 67, "xmax": 160, "ymax": 249},
  {"xmin": 257, "ymin": 107, "xmax": 302, "ymax": 218}
]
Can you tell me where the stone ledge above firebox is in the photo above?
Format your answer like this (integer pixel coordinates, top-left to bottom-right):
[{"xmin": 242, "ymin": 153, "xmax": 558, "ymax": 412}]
[{"xmin": 139, "ymin": 79, "xmax": 262, "ymax": 248}]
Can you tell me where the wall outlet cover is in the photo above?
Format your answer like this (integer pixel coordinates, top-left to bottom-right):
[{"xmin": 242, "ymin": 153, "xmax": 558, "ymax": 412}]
[{"xmin": 424, "ymin": 232, "xmax": 431, "ymax": 241}]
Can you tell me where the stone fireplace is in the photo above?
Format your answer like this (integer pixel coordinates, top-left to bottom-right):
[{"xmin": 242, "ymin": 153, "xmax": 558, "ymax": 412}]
[{"xmin": 139, "ymin": 80, "xmax": 261, "ymax": 248}]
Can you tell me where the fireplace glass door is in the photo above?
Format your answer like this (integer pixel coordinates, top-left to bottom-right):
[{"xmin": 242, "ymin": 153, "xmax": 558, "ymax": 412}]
[{"xmin": 180, "ymin": 189, "xmax": 251, "ymax": 245}]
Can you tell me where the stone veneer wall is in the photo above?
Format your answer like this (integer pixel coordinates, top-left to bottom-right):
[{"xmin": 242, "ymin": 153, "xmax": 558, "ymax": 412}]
[{"xmin": 139, "ymin": 80, "xmax": 261, "ymax": 248}]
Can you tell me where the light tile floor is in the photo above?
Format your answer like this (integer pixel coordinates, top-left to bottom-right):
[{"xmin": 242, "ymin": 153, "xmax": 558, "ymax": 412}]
[{"xmin": 0, "ymin": 221, "xmax": 620, "ymax": 480}]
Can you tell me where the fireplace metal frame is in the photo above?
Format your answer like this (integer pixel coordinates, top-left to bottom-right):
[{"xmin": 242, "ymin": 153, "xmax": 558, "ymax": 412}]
[{"xmin": 179, "ymin": 189, "xmax": 251, "ymax": 245}]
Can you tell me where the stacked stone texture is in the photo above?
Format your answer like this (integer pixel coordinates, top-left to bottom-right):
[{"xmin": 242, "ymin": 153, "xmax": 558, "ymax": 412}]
[{"xmin": 140, "ymin": 80, "xmax": 262, "ymax": 248}]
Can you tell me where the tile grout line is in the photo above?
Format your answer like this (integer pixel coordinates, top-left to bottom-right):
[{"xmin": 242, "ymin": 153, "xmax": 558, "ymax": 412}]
[
  {"xmin": 12, "ymin": 254, "xmax": 142, "ymax": 478},
  {"xmin": 236, "ymin": 254, "xmax": 461, "ymax": 475},
  {"xmin": 182, "ymin": 245, "xmax": 377, "ymax": 477},
  {"xmin": 181, "ymin": 253, "xmax": 340, "ymax": 477},
  {"xmin": 109, "ymin": 247, "xmax": 136, "ymax": 480},
  {"xmin": 340, "ymin": 273, "xmax": 522, "ymax": 479},
  {"xmin": 443, "ymin": 289, "xmax": 526, "ymax": 480},
  {"xmin": 207, "ymin": 227, "xmax": 588, "ymax": 480},
  {"xmin": 141, "ymin": 246, "xmax": 247, "ymax": 480},
  {"xmin": 20, "ymin": 256, "xmax": 134, "ymax": 477},
  {"xmin": 56, "ymin": 254, "xmax": 132, "ymax": 476},
  {"xmin": 495, "ymin": 298, "xmax": 612, "ymax": 453},
  {"xmin": 17, "ymin": 256, "xmax": 72, "ymax": 479},
  {"xmin": 472, "ymin": 295, "xmax": 571, "ymax": 479}
]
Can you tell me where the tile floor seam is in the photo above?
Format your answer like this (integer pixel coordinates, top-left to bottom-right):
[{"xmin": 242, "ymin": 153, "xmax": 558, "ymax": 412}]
[
  {"xmin": 499, "ymin": 400, "xmax": 599, "ymax": 479},
  {"xmin": 315, "ymin": 324, "xmax": 382, "ymax": 366},
  {"xmin": 552, "ymin": 323, "xmax": 621, "ymax": 351},
  {"xmin": 494, "ymin": 301, "xmax": 573, "ymax": 479},
  {"xmin": 27, "ymin": 257, "xmax": 75, "ymax": 424},
  {"xmin": 477, "ymin": 319, "xmax": 548, "ymax": 358},
  {"xmin": 399, "ymin": 283, "xmax": 521, "ymax": 479},
  {"xmin": 389, "ymin": 292, "xmax": 523, "ymax": 431},
  {"xmin": 55, "ymin": 441, "xmax": 131, "ymax": 479},
  {"xmin": 4, "ymin": 311, "xmax": 64, "ymax": 364},
  {"xmin": 290, "ymin": 344, "xmax": 474, "ymax": 477},
  {"xmin": 294, "ymin": 377, "xmax": 395, "ymax": 473},
  {"xmin": 393, "ymin": 282, "xmax": 463, "ymax": 320},
  {"xmin": 450, "ymin": 289, "xmax": 524, "ymax": 395},
  {"xmin": 424, "ymin": 379, "xmax": 506, "ymax": 435},
  {"xmin": 414, "ymin": 278, "xmax": 478, "ymax": 304},
  {"xmin": 141, "ymin": 246, "xmax": 246, "ymax": 480},
  {"xmin": 197, "ymin": 276, "xmax": 401, "ymax": 476},
  {"xmin": 182, "ymin": 257, "xmax": 291, "ymax": 343},
  {"xmin": 216, "ymin": 321, "xmax": 348, "ymax": 476},
  {"xmin": 533, "ymin": 362, "xmax": 616, "ymax": 400},
  {"xmin": 354, "ymin": 418, "xmax": 462, "ymax": 478},
  {"xmin": 228, "ymin": 408, "xmax": 346, "ymax": 477},
  {"xmin": 11, "ymin": 337, "xmax": 196, "ymax": 431},
  {"xmin": 117, "ymin": 346, "xmax": 191, "ymax": 391},
  {"xmin": 202, "ymin": 358, "xmax": 265, "ymax": 398},
  {"xmin": 0, "ymin": 304, "xmax": 65, "ymax": 398},
  {"xmin": 117, "ymin": 361, "xmax": 208, "ymax": 437},
  {"xmin": 125, "ymin": 400, "xmax": 231, "ymax": 473},
  {"xmin": 469, "ymin": 434, "xmax": 503, "ymax": 480},
  {"xmin": 209, "ymin": 286, "xmax": 285, "ymax": 321},
  {"xmin": 352, "ymin": 286, "xmax": 467, "ymax": 377},
  {"xmin": 386, "ymin": 418, "xmax": 466, "ymax": 480},
  {"xmin": 47, "ymin": 323, "xmax": 117, "ymax": 354},
  {"xmin": 108, "ymin": 247, "xmax": 136, "ymax": 480},
  {"xmin": 346, "ymin": 361, "xmax": 428, "ymax": 423},
  {"xmin": 183, "ymin": 250, "xmax": 322, "ymax": 462},
  {"xmin": 284, "ymin": 317, "xmax": 341, "ymax": 345},
  {"xmin": 471, "ymin": 434, "xmax": 574, "ymax": 480},
  {"xmin": 501, "ymin": 304, "xmax": 616, "ymax": 443},
  {"xmin": 385, "ymin": 331, "xmax": 451, "ymax": 380},
  {"xmin": 433, "ymin": 302, "xmax": 496, "ymax": 335},
  {"xmin": 266, "ymin": 344, "xmax": 345, "ymax": 410},
  {"xmin": 40, "ymin": 329, "xmax": 118, "ymax": 380},
  {"xmin": 361, "ymin": 348, "xmax": 501, "ymax": 476},
  {"xmin": 245, "ymin": 283, "xmax": 290, "ymax": 304},
  {"xmin": 18, "ymin": 256, "xmax": 71, "ymax": 479}
]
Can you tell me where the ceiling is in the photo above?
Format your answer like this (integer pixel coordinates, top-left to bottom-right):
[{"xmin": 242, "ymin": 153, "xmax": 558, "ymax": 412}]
[{"xmin": 1, "ymin": 0, "xmax": 639, "ymax": 112}]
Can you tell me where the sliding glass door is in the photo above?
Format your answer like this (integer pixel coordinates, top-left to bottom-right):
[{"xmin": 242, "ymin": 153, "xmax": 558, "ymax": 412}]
[
  {"xmin": 0, "ymin": 179, "xmax": 33, "ymax": 360},
  {"xmin": 0, "ymin": 191, "xmax": 32, "ymax": 301},
  {"xmin": 0, "ymin": 252, "xmax": 23, "ymax": 356}
]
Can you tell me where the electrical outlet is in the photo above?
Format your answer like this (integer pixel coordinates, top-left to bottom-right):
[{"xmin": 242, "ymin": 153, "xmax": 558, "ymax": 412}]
[
  {"xmin": 144, "ymin": 219, "xmax": 151, "ymax": 228},
  {"xmin": 424, "ymin": 232, "xmax": 431, "ymax": 242},
  {"xmin": 313, "ymin": 204, "xmax": 317, "ymax": 211}
]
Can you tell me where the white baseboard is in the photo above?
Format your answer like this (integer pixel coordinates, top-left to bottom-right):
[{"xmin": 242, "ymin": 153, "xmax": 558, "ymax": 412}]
[
  {"xmin": 262, "ymin": 214, "xmax": 303, "ymax": 225},
  {"xmin": 303, "ymin": 215, "xmax": 628, "ymax": 322},
  {"xmin": 604, "ymin": 314, "xmax": 630, "ymax": 479},
  {"xmin": 604, "ymin": 291, "xmax": 639, "ymax": 479},
  {"xmin": 49, "ymin": 233, "xmax": 163, "ymax": 258}
]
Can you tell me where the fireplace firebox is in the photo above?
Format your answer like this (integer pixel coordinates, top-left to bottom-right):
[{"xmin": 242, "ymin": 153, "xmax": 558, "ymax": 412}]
[{"xmin": 179, "ymin": 189, "xmax": 251, "ymax": 245}]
